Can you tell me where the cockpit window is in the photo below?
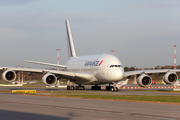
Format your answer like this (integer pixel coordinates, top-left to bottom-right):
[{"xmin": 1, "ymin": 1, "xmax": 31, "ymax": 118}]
[
  {"xmin": 110, "ymin": 65, "xmax": 114, "ymax": 67},
  {"xmin": 110, "ymin": 65, "xmax": 123, "ymax": 68}
]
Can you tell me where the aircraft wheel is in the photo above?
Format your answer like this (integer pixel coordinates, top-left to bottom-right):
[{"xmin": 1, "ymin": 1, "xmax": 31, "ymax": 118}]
[
  {"xmin": 115, "ymin": 87, "xmax": 118, "ymax": 92},
  {"xmin": 81, "ymin": 86, "xmax": 85, "ymax": 90},
  {"xmin": 111, "ymin": 87, "xmax": 115, "ymax": 92},
  {"xmin": 97, "ymin": 86, "xmax": 101, "ymax": 90},
  {"xmin": 91, "ymin": 86, "xmax": 95, "ymax": 90},
  {"xmin": 75, "ymin": 86, "xmax": 79, "ymax": 90},
  {"xmin": 71, "ymin": 86, "xmax": 74, "ymax": 90},
  {"xmin": 67, "ymin": 86, "xmax": 70, "ymax": 90},
  {"xmin": 106, "ymin": 86, "xmax": 110, "ymax": 91}
]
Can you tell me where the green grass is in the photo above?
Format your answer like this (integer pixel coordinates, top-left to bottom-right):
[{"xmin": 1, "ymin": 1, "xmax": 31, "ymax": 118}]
[
  {"xmin": 0, "ymin": 82, "xmax": 11, "ymax": 84},
  {"xmin": 35, "ymin": 81, "xmax": 43, "ymax": 84},
  {"xmin": 1, "ymin": 88, "xmax": 179, "ymax": 103},
  {"xmin": 65, "ymin": 95, "xmax": 180, "ymax": 103}
]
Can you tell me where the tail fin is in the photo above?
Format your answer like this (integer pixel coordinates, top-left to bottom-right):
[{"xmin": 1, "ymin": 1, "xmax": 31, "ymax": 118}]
[{"xmin": 65, "ymin": 20, "xmax": 76, "ymax": 58}]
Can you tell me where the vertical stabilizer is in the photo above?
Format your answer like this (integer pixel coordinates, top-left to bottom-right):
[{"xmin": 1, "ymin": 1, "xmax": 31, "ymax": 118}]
[{"xmin": 65, "ymin": 20, "xmax": 76, "ymax": 58}]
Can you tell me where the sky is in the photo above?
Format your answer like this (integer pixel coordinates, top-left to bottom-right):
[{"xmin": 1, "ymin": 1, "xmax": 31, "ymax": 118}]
[{"xmin": 0, "ymin": 0, "xmax": 180, "ymax": 69}]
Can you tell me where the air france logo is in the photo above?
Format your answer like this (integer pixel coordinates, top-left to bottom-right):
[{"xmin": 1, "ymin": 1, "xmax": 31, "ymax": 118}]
[{"xmin": 84, "ymin": 60, "xmax": 103, "ymax": 66}]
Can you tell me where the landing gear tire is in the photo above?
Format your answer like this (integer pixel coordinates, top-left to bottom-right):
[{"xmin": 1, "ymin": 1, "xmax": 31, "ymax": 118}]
[
  {"xmin": 81, "ymin": 86, "xmax": 85, "ymax": 90},
  {"xmin": 111, "ymin": 87, "xmax": 114, "ymax": 92},
  {"xmin": 91, "ymin": 86, "xmax": 101, "ymax": 90},
  {"xmin": 75, "ymin": 86, "xmax": 79, "ymax": 90},
  {"xmin": 75, "ymin": 86, "xmax": 85, "ymax": 90},
  {"xmin": 106, "ymin": 86, "xmax": 110, "ymax": 91},
  {"xmin": 71, "ymin": 86, "xmax": 74, "ymax": 90},
  {"xmin": 67, "ymin": 86, "xmax": 74, "ymax": 90},
  {"xmin": 97, "ymin": 86, "xmax": 101, "ymax": 90},
  {"xmin": 115, "ymin": 87, "xmax": 118, "ymax": 92},
  {"xmin": 111, "ymin": 87, "xmax": 118, "ymax": 92},
  {"xmin": 92, "ymin": 86, "xmax": 95, "ymax": 90}
]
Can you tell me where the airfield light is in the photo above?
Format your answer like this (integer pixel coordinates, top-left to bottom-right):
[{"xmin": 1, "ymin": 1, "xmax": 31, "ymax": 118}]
[
  {"xmin": 173, "ymin": 45, "xmax": 177, "ymax": 69},
  {"xmin": 56, "ymin": 48, "xmax": 61, "ymax": 70},
  {"xmin": 133, "ymin": 65, "xmax": 137, "ymax": 84},
  {"xmin": 56, "ymin": 48, "xmax": 61, "ymax": 86},
  {"xmin": 18, "ymin": 65, "xmax": 20, "ymax": 84},
  {"xmin": 110, "ymin": 50, "xmax": 115, "ymax": 54},
  {"xmin": 21, "ymin": 65, "xmax": 24, "ymax": 84}
]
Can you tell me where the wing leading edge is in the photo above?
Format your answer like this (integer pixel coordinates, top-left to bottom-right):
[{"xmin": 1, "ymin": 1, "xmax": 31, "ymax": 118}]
[
  {"xmin": 124, "ymin": 69, "xmax": 180, "ymax": 77},
  {"xmin": 0, "ymin": 67, "xmax": 92, "ymax": 84}
]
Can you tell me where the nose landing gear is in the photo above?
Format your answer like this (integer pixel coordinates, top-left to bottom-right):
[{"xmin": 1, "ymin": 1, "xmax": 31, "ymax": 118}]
[
  {"xmin": 106, "ymin": 83, "xmax": 118, "ymax": 92},
  {"xmin": 110, "ymin": 86, "xmax": 118, "ymax": 92}
]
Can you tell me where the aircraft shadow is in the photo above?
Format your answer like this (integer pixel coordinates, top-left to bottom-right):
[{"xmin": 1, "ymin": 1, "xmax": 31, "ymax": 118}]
[{"xmin": 0, "ymin": 109, "xmax": 77, "ymax": 120}]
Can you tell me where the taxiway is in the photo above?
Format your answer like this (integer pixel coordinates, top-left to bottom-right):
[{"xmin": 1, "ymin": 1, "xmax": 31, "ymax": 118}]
[
  {"xmin": 0, "ymin": 91, "xmax": 180, "ymax": 120},
  {"xmin": 0, "ymin": 84, "xmax": 180, "ymax": 120}
]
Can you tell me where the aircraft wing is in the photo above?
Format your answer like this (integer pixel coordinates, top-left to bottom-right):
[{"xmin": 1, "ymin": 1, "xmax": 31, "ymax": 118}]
[
  {"xmin": 46, "ymin": 69, "xmax": 92, "ymax": 82},
  {"xmin": 124, "ymin": 69, "xmax": 180, "ymax": 77},
  {"xmin": 0, "ymin": 67, "xmax": 92, "ymax": 83},
  {"xmin": 25, "ymin": 60, "xmax": 67, "ymax": 68}
]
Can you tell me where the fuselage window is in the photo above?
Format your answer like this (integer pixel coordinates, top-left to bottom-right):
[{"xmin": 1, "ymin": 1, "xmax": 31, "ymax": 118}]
[{"xmin": 110, "ymin": 65, "xmax": 122, "ymax": 68}]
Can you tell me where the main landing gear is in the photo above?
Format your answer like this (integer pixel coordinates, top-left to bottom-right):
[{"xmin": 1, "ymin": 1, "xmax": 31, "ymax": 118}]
[
  {"xmin": 67, "ymin": 86, "xmax": 74, "ymax": 90},
  {"xmin": 91, "ymin": 84, "xmax": 118, "ymax": 92},
  {"xmin": 67, "ymin": 84, "xmax": 85, "ymax": 90},
  {"xmin": 75, "ymin": 84, "xmax": 85, "ymax": 90},
  {"xmin": 66, "ymin": 81, "xmax": 118, "ymax": 92},
  {"xmin": 91, "ymin": 85, "xmax": 101, "ymax": 90}
]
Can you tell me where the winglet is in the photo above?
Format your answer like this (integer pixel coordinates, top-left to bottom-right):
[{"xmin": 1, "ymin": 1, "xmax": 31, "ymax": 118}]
[{"xmin": 65, "ymin": 20, "xmax": 76, "ymax": 58}]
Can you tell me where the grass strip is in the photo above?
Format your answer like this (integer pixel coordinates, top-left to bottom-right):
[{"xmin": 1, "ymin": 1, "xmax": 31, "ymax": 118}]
[{"xmin": 66, "ymin": 95, "xmax": 180, "ymax": 103}]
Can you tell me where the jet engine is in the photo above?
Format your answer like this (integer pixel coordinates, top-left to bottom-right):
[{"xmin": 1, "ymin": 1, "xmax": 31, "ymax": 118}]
[
  {"xmin": 163, "ymin": 72, "xmax": 178, "ymax": 84},
  {"xmin": 2, "ymin": 69, "xmax": 16, "ymax": 82},
  {"xmin": 137, "ymin": 74, "xmax": 152, "ymax": 87},
  {"xmin": 42, "ymin": 73, "xmax": 57, "ymax": 86}
]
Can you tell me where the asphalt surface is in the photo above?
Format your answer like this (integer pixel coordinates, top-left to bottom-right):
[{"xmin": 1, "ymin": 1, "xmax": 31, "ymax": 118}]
[
  {"xmin": 0, "ymin": 93, "xmax": 180, "ymax": 120},
  {"xmin": 0, "ymin": 84, "xmax": 180, "ymax": 120},
  {"xmin": 0, "ymin": 83, "xmax": 180, "ymax": 96},
  {"xmin": 1, "ymin": 87, "xmax": 180, "ymax": 96}
]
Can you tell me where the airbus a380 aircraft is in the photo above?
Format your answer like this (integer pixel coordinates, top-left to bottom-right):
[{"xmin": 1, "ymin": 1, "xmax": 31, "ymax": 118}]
[{"xmin": 1, "ymin": 20, "xmax": 180, "ymax": 92}]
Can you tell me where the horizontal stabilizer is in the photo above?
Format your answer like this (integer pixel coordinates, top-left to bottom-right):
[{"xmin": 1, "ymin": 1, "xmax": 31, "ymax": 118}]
[{"xmin": 25, "ymin": 60, "xmax": 67, "ymax": 68}]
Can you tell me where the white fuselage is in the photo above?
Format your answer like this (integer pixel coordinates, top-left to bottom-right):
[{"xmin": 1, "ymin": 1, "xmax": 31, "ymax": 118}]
[
  {"xmin": 175, "ymin": 81, "xmax": 180, "ymax": 86},
  {"xmin": 65, "ymin": 54, "xmax": 124, "ymax": 85},
  {"xmin": 117, "ymin": 79, "xmax": 128, "ymax": 86}
]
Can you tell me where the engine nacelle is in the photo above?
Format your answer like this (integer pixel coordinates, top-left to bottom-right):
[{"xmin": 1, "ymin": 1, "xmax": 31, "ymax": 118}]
[
  {"xmin": 163, "ymin": 72, "xmax": 178, "ymax": 84},
  {"xmin": 2, "ymin": 70, "xmax": 16, "ymax": 82},
  {"xmin": 137, "ymin": 74, "xmax": 152, "ymax": 87},
  {"xmin": 42, "ymin": 73, "xmax": 57, "ymax": 86}
]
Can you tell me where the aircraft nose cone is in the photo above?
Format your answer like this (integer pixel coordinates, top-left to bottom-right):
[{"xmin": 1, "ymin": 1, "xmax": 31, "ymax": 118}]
[{"xmin": 114, "ymin": 68, "xmax": 124, "ymax": 81}]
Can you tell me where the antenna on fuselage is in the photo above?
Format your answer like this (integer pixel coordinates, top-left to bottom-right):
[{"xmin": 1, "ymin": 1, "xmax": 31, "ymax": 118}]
[{"xmin": 65, "ymin": 20, "xmax": 76, "ymax": 58}]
